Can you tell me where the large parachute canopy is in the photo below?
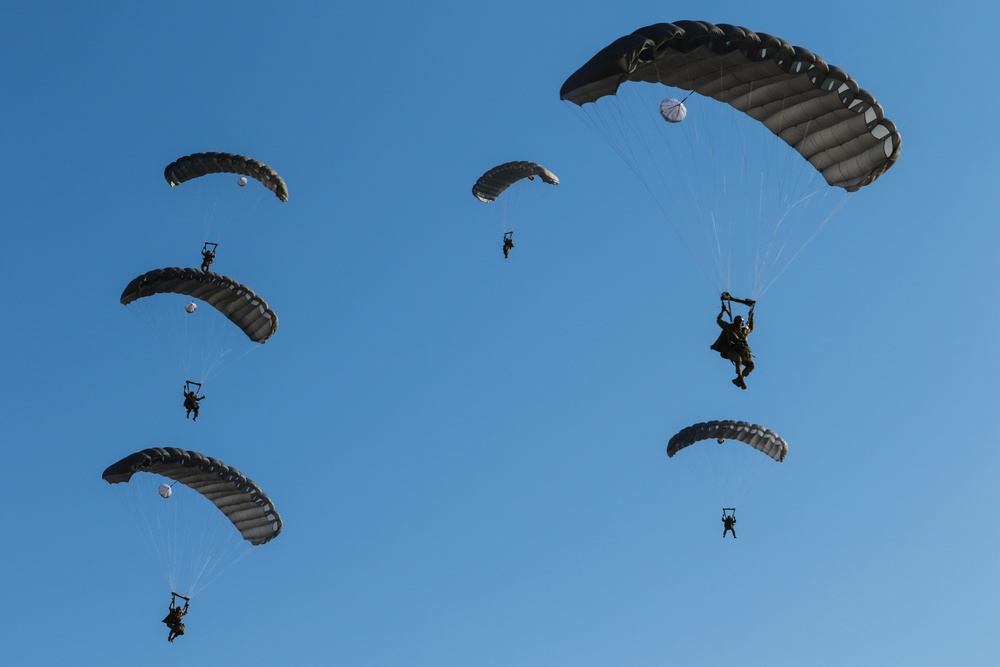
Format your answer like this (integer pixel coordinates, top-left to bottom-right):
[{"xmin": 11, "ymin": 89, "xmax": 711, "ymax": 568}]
[
  {"xmin": 121, "ymin": 267, "xmax": 278, "ymax": 344},
  {"xmin": 164, "ymin": 152, "xmax": 289, "ymax": 202},
  {"xmin": 120, "ymin": 268, "xmax": 277, "ymax": 388},
  {"xmin": 104, "ymin": 447, "xmax": 283, "ymax": 545},
  {"xmin": 472, "ymin": 161, "xmax": 559, "ymax": 203},
  {"xmin": 560, "ymin": 21, "xmax": 900, "ymax": 191},
  {"xmin": 560, "ymin": 21, "xmax": 901, "ymax": 298},
  {"xmin": 666, "ymin": 419, "xmax": 787, "ymax": 510},
  {"xmin": 667, "ymin": 420, "xmax": 787, "ymax": 462},
  {"xmin": 104, "ymin": 448, "xmax": 282, "ymax": 596}
]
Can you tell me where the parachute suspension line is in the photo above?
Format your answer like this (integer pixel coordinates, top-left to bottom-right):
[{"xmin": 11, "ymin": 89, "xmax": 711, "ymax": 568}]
[
  {"xmin": 707, "ymin": 209, "xmax": 730, "ymax": 296},
  {"xmin": 748, "ymin": 96, "xmax": 851, "ymax": 299},
  {"xmin": 198, "ymin": 343, "xmax": 256, "ymax": 386},
  {"xmin": 187, "ymin": 535, "xmax": 254, "ymax": 598},
  {"xmin": 754, "ymin": 191, "xmax": 849, "ymax": 298},
  {"xmin": 750, "ymin": 92, "xmax": 796, "ymax": 299},
  {"xmin": 113, "ymin": 473, "xmax": 257, "ymax": 598},
  {"xmin": 176, "ymin": 293, "xmax": 259, "ymax": 386},
  {"xmin": 565, "ymin": 89, "xmax": 720, "ymax": 291},
  {"xmin": 114, "ymin": 479, "xmax": 183, "ymax": 592}
]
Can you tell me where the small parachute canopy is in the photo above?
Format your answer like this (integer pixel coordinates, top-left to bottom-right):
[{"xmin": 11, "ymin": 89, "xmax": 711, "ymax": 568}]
[
  {"xmin": 659, "ymin": 97, "xmax": 687, "ymax": 123},
  {"xmin": 472, "ymin": 161, "xmax": 559, "ymax": 203},
  {"xmin": 121, "ymin": 268, "xmax": 278, "ymax": 344},
  {"xmin": 164, "ymin": 152, "xmax": 289, "ymax": 202},
  {"xmin": 185, "ymin": 302, "xmax": 198, "ymax": 314},
  {"xmin": 158, "ymin": 483, "xmax": 172, "ymax": 499},
  {"xmin": 560, "ymin": 21, "xmax": 901, "ymax": 191},
  {"xmin": 667, "ymin": 420, "xmax": 787, "ymax": 462},
  {"xmin": 103, "ymin": 448, "xmax": 282, "ymax": 545}
]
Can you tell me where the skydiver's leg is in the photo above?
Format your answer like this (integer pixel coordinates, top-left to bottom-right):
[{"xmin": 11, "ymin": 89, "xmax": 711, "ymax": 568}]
[
  {"xmin": 729, "ymin": 354, "xmax": 748, "ymax": 389},
  {"xmin": 742, "ymin": 358, "xmax": 754, "ymax": 377}
]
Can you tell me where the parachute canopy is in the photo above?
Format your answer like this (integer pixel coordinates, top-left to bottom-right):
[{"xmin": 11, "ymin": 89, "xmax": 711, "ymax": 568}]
[
  {"xmin": 121, "ymin": 268, "xmax": 278, "ymax": 343},
  {"xmin": 164, "ymin": 152, "xmax": 289, "ymax": 202},
  {"xmin": 667, "ymin": 420, "xmax": 787, "ymax": 462},
  {"xmin": 560, "ymin": 21, "xmax": 901, "ymax": 191},
  {"xmin": 103, "ymin": 448, "xmax": 282, "ymax": 546},
  {"xmin": 472, "ymin": 161, "xmax": 559, "ymax": 203}
]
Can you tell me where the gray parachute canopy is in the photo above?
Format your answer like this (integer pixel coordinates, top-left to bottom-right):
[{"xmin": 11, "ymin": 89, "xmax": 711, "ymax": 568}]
[
  {"xmin": 472, "ymin": 161, "xmax": 559, "ymax": 203},
  {"xmin": 120, "ymin": 267, "xmax": 278, "ymax": 343},
  {"xmin": 667, "ymin": 420, "xmax": 788, "ymax": 462},
  {"xmin": 103, "ymin": 448, "xmax": 282, "ymax": 545},
  {"xmin": 164, "ymin": 152, "xmax": 289, "ymax": 202},
  {"xmin": 560, "ymin": 21, "xmax": 901, "ymax": 192}
]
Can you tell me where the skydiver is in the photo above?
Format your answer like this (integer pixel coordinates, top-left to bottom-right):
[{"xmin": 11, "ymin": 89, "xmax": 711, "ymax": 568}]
[
  {"xmin": 183, "ymin": 388, "xmax": 204, "ymax": 421},
  {"xmin": 162, "ymin": 595, "xmax": 189, "ymax": 642},
  {"xmin": 502, "ymin": 232, "xmax": 514, "ymax": 259},
  {"xmin": 710, "ymin": 295, "xmax": 755, "ymax": 389},
  {"xmin": 200, "ymin": 246, "xmax": 216, "ymax": 272},
  {"xmin": 722, "ymin": 512, "xmax": 737, "ymax": 539}
]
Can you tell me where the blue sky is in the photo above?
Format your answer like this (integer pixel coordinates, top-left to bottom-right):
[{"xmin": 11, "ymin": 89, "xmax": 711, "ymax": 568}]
[{"xmin": 3, "ymin": 1, "xmax": 998, "ymax": 665}]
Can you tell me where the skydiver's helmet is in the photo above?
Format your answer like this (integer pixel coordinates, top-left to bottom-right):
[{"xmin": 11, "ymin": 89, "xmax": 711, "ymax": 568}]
[
  {"xmin": 185, "ymin": 302, "xmax": 197, "ymax": 314},
  {"xmin": 237, "ymin": 176, "xmax": 248, "ymax": 187},
  {"xmin": 158, "ymin": 483, "xmax": 172, "ymax": 499},
  {"xmin": 733, "ymin": 316, "xmax": 744, "ymax": 327}
]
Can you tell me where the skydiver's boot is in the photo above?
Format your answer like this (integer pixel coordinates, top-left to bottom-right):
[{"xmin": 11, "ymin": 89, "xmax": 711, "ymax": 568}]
[{"xmin": 732, "ymin": 377, "xmax": 747, "ymax": 390}]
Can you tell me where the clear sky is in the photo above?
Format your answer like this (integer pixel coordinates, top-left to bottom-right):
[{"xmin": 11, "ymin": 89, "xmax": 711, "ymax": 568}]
[{"xmin": 3, "ymin": 1, "xmax": 998, "ymax": 665}]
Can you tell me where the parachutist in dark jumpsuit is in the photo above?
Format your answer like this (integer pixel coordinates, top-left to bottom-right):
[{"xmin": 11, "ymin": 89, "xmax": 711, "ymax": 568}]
[
  {"xmin": 502, "ymin": 234, "xmax": 514, "ymax": 259},
  {"xmin": 183, "ymin": 389, "xmax": 204, "ymax": 421},
  {"xmin": 163, "ymin": 598, "xmax": 188, "ymax": 642},
  {"xmin": 722, "ymin": 513, "xmax": 737, "ymax": 539},
  {"xmin": 200, "ymin": 248, "xmax": 216, "ymax": 272},
  {"xmin": 711, "ymin": 301, "xmax": 755, "ymax": 389}
]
